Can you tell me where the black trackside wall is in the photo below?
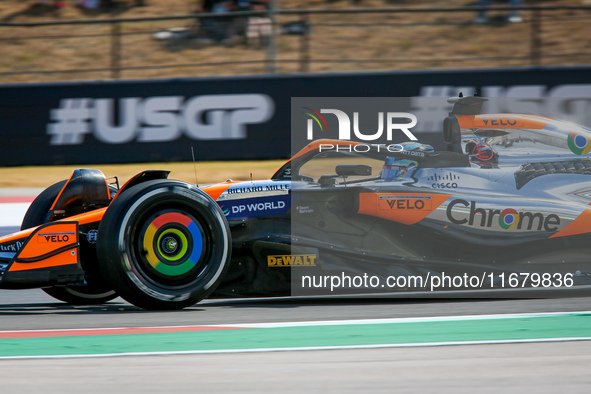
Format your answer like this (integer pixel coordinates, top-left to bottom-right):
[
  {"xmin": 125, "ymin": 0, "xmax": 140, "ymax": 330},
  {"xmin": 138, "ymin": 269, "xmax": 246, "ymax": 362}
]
[{"xmin": 1, "ymin": 66, "xmax": 590, "ymax": 166}]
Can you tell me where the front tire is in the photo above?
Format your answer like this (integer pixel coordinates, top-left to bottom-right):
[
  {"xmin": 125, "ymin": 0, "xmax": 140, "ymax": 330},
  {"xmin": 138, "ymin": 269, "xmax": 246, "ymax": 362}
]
[
  {"xmin": 21, "ymin": 180, "xmax": 118, "ymax": 305},
  {"xmin": 97, "ymin": 180, "xmax": 231, "ymax": 310}
]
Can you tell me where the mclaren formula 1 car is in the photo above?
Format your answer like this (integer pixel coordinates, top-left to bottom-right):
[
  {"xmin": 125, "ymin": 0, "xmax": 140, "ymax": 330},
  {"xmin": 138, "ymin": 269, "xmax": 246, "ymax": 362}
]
[{"xmin": 2, "ymin": 95, "xmax": 591, "ymax": 309}]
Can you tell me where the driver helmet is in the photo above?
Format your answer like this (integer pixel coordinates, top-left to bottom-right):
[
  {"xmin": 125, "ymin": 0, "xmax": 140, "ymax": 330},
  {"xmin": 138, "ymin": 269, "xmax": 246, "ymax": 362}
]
[
  {"xmin": 382, "ymin": 157, "xmax": 418, "ymax": 180},
  {"xmin": 391, "ymin": 142, "xmax": 434, "ymax": 152}
]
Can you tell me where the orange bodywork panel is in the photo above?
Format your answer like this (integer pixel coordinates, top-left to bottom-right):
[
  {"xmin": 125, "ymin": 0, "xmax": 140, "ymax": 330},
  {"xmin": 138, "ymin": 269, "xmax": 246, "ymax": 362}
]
[
  {"xmin": 0, "ymin": 210, "xmax": 105, "ymax": 248},
  {"xmin": 49, "ymin": 170, "xmax": 77, "ymax": 211},
  {"xmin": 456, "ymin": 114, "xmax": 551, "ymax": 130},
  {"xmin": 6, "ymin": 222, "xmax": 79, "ymax": 272},
  {"xmin": 62, "ymin": 207, "xmax": 107, "ymax": 226},
  {"xmin": 9, "ymin": 249, "xmax": 78, "ymax": 272},
  {"xmin": 550, "ymin": 208, "xmax": 591, "ymax": 239},
  {"xmin": 201, "ymin": 181, "xmax": 239, "ymax": 201},
  {"xmin": 358, "ymin": 193, "xmax": 451, "ymax": 225}
]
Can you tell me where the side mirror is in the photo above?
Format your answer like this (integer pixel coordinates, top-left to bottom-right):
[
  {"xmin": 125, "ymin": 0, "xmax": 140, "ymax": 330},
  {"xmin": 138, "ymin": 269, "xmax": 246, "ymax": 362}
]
[{"xmin": 335, "ymin": 165, "xmax": 372, "ymax": 176}]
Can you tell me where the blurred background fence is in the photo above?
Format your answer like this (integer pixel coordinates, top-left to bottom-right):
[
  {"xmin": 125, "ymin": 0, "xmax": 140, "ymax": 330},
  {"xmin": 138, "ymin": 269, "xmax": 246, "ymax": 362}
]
[{"xmin": 1, "ymin": 4, "xmax": 590, "ymax": 83}]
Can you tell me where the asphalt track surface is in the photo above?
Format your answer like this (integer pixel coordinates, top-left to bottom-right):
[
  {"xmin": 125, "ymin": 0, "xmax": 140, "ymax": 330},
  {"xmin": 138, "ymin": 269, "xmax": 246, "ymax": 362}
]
[
  {"xmin": 2, "ymin": 290, "xmax": 591, "ymax": 393},
  {"xmin": 2, "ymin": 193, "xmax": 591, "ymax": 392}
]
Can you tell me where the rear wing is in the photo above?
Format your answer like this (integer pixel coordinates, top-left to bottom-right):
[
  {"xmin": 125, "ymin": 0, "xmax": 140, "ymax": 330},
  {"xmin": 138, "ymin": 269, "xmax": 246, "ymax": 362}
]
[
  {"xmin": 444, "ymin": 94, "xmax": 488, "ymax": 152},
  {"xmin": 447, "ymin": 94, "xmax": 488, "ymax": 116}
]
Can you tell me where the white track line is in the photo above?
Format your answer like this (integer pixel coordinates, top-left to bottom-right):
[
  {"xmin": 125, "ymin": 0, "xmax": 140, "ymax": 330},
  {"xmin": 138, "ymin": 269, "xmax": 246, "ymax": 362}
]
[
  {"xmin": 1, "ymin": 310, "xmax": 589, "ymax": 335},
  {"xmin": 215, "ymin": 310, "xmax": 591, "ymax": 328},
  {"xmin": 2, "ymin": 337, "xmax": 591, "ymax": 360}
]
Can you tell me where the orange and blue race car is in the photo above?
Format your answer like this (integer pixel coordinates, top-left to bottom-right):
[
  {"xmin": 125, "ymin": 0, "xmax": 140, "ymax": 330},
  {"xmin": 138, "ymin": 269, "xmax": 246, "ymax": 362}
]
[{"xmin": 2, "ymin": 95, "xmax": 591, "ymax": 309}]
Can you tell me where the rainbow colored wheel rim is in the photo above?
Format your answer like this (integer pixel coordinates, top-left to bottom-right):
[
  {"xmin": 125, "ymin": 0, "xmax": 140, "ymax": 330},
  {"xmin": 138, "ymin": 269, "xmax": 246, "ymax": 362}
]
[{"xmin": 140, "ymin": 211, "xmax": 205, "ymax": 277}]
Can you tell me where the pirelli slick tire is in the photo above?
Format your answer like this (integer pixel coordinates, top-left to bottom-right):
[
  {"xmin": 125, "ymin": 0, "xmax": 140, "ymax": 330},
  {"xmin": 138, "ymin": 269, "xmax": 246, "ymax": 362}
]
[
  {"xmin": 21, "ymin": 180, "xmax": 118, "ymax": 305},
  {"xmin": 97, "ymin": 180, "xmax": 231, "ymax": 310}
]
